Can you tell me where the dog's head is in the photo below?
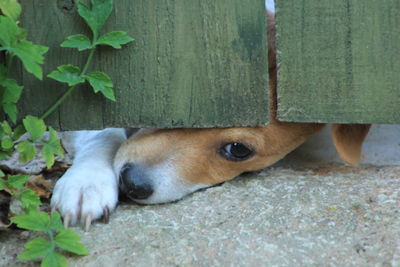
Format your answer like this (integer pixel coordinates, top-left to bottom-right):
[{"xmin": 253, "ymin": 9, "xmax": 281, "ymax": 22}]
[{"xmin": 114, "ymin": 11, "xmax": 370, "ymax": 204}]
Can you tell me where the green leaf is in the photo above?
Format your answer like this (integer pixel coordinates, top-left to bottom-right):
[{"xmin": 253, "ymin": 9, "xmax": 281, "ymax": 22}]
[
  {"xmin": 17, "ymin": 140, "xmax": 37, "ymax": 162},
  {"xmin": 77, "ymin": 0, "xmax": 113, "ymax": 38},
  {"xmin": 0, "ymin": 67, "xmax": 22, "ymax": 122},
  {"xmin": 6, "ymin": 174, "xmax": 29, "ymax": 190},
  {"xmin": 3, "ymin": 103, "xmax": 17, "ymax": 123},
  {"xmin": 12, "ymin": 124, "xmax": 26, "ymax": 141},
  {"xmin": 85, "ymin": 71, "xmax": 115, "ymax": 101},
  {"xmin": 0, "ymin": 0, "xmax": 21, "ymax": 21},
  {"xmin": 55, "ymin": 229, "xmax": 89, "ymax": 255},
  {"xmin": 48, "ymin": 127, "xmax": 64, "ymax": 158},
  {"xmin": 42, "ymin": 144, "xmax": 55, "ymax": 169},
  {"xmin": 41, "ymin": 252, "xmax": 68, "ymax": 267},
  {"xmin": 47, "ymin": 64, "xmax": 84, "ymax": 86},
  {"xmin": 47, "ymin": 127, "xmax": 58, "ymax": 143},
  {"xmin": 0, "ymin": 16, "xmax": 25, "ymax": 46},
  {"xmin": 0, "ymin": 18, "xmax": 46, "ymax": 79},
  {"xmin": 18, "ymin": 238, "xmax": 52, "ymax": 260},
  {"xmin": 49, "ymin": 212, "xmax": 64, "ymax": 231},
  {"xmin": 0, "ymin": 179, "xmax": 5, "ymax": 191},
  {"xmin": 41, "ymin": 127, "xmax": 64, "ymax": 168},
  {"xmin": 95, "ymin": 31, "xmax": 134, "ymax": 49},
  {"xmin": 1, "ymin": 136, "xmax": 13, "ymax": 149},
  {"xmin": 0, "ymin": 169, "xmax": 4, "ymax": 177},
  {"xmin": 61, "ymin": 34, "xmax": 93, "ymax": 51},
  {"xmin": 0, "ymin": 76, "xmax": 23, "ymax": 103},
  {"xmin": 11, "ymin": 40, "xmax": 48, "ymax": 80},
  {"xmin": 0, "ymin": 120, "xmax": 12, "ymax": 136},
  {"xmin": 11, "ymin": 211, "xmax": 50, "ymax": 231},
  {"xmin": 20, "ymin": 189, "xmax": 41, "ymax": 211},
  {"xmin": 23, "ymin": 115, "xmax": 46, "ymax": 141}
]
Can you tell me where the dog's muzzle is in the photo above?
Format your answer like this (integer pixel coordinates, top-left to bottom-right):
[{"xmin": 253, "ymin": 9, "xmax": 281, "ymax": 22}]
[{"xmin": 119, "ymin": 163, "xmax": 154, "ymax": 200}]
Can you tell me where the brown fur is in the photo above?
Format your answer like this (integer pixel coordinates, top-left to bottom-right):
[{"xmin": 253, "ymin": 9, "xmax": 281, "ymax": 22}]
[{"xmin": 332, "ymin": 124, "xmax": 371, "ymax": 165}]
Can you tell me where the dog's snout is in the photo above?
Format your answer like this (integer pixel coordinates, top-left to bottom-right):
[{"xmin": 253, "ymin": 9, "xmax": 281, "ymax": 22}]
[{"xmin": 119, "ymin": 163, "xmax": 153, "ymax": 200}]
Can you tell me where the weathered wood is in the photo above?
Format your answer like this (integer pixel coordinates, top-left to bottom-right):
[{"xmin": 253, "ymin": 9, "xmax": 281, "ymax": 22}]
[
  {"xmin": 276, "ymin": 0, "xmax": 400, "ymax": 123},
  {"xmin": 16, "ymin": 0, "xmax": 269, "ymax": 130}
]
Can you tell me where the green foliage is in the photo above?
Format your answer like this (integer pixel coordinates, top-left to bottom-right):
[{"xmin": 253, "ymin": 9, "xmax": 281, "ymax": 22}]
[
  {"xmin": 61, "ymin": 34, "xmax": 92, "ymax": 51},
  {"xmin": 23, "ymin": 115, "xmax": 46, "ymax": 141},
  {"xmin": 16, "ymin": 140, "xmax": 36, "ymax": 162},
  {"xmin": 95, "ymin": 31, "xmax": 134, "ymax": 49},
  {"xmin": 19, "ymin": 189, "xmax": 42, "ymax": 211},
  {"xmin": 12, "ymin": 211, "xmax": 89, "ymax": 266},
  {"xmin": 0, "ymin": 0, "xmax": 132, "ymax": 266},
  {"xmin": 0, "ymin": 115, "xmax": 64, "ymax": 168},
  {"xmin": 0, "ymin": 0, "xmax": 21, "ymax": 22},
  {"xmin": 0, "ymin": 65, "xmax": 23, "ymax": 123},
  {"xmin": 85, "ymin": 71, "xmax": 115, "ymax": 101},
  {"xmin": 55, "ymin": 229, "xmax": 89, "ymax": 255},
  {"xmin": 0, "ymin": 0, "xmax": 47, "ymax": 123},
  {"xmin": 0, "ymin": 173, "xmax": 41, "ymax": 212},
  {"xmin": 77, "ymin": 0, "xmax": 113, "ymax": 39},
  {"xmin": 48, "ymin": 65, "xmax": 85, "ymax": 86},
  {"xmin": 0, "ymin": 15, "xmax": 48, "ymax": 80},
  {"xmin": 41, "ymin": 127, "xmax": 64, "ymax": 168},
  {"xmin": 0, "ymin": 120, "xmax": 23, "ymax": 159},
  {"xmin": 12, "ymin": 211, "xmax": 50, "ymax": 231},
  {"xmin": 47, "ymin": 0, "xmax": 134, "ymax": 106},
  {"xmin": 19, "ymin": 238, "xmax": 53, "ymax": 259},
  {"xmin": 41, "ymin": 252, "xmax": 68, "ymax": 267},
  {"xmin": 12, "ymin": 40, "xmax": 48, "ymax": 80}
]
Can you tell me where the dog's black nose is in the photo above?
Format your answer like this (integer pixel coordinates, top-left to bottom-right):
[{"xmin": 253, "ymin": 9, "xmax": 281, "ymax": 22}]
[{"xmin": 119, "ymin": 163, "xmax": 153, "ymax": 200}]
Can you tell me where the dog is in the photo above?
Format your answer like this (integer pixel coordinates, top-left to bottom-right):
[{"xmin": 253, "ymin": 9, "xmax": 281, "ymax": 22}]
[{"xmin": 51, "ymin": 4, "xmax": 370, "ymax": 231}]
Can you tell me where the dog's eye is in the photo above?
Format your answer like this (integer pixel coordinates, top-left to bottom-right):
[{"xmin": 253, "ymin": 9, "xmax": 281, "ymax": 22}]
[{"xmin": 220, "ymin": 143, "xmax": 254, "ymax": 161}]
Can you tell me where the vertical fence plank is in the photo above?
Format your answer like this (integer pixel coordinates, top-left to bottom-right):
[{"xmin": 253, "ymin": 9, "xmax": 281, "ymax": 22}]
[
  {"xmin": 15, "ymin": 0, "xmax": 269, "ymax": 130},
  {"xmin": 276, "ymin": 0, "xmax": 400, "ymax": 123}
]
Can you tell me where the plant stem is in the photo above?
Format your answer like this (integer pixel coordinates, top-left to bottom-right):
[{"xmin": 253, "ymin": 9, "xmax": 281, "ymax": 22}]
[
  {"xmin": 40, "ymin": 85, "xmax": 77, "ymax": 120},
  {"xmin": 80, "ymin": 48, "xmax": 96, "ymax": 75},
  {"xmin": 48, "ymin": 230, "xmax": 55, "ymax": 243},
  {"xmin": 40, "ymin": 48, "xmax": 96, "ymax": 120},
  {"xmin": 47, "ymin": 230, "xmax": 57, "ymax": 252}
]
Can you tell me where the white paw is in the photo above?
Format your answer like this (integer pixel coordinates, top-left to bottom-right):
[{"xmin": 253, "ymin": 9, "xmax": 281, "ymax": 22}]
[{"xmin": 51, "ymin": 164, "xmax": 118, "ymax": 230}]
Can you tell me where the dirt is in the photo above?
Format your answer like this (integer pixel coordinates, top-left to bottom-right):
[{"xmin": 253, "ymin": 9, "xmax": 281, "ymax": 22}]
[{"xmin": 1, "ymin": 166, "xmax": 399, "ymax": 266}]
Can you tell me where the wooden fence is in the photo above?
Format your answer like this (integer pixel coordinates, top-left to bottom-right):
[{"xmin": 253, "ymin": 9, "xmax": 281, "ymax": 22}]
[
  {"xmin": 16, "ymin": 0, "xmax": 269, "ymax": 130},
  {"xmin": 277, "ymin": 0, "xmax": 400, "ymax": 123},
  {"xmin": 13, "ymin": 0, "xmax": 400, "ymax": 130}
]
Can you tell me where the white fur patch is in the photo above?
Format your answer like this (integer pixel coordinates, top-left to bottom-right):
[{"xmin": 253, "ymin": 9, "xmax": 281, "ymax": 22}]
[
  {"xmin": 51, "ymin": 163, "xmax": 118, "ymax": 225},
  {"xmin": 140, "ymin": 162, "xmax": 210, "ymax": 204},
  {"xmin": 51, "ymin": 128, "xmax": 126, "ymax": 225}
]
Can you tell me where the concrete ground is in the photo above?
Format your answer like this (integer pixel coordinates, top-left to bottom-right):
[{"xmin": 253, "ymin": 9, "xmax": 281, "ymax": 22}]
[
  {"xmin": 1, "ymin": 165, "xmax": 399, "ymax": 267},
  {"xmin": 1, "ymin": 124, "xmax": 399, "ymax": 266}
]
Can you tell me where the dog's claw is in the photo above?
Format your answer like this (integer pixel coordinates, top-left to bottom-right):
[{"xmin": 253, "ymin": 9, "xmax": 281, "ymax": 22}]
[
  {"xmin": 84, "ymin": 213, "xmax": 92, "ymax": 232},
  {"xmin": 102, "ymin": 207, "xmax": 110, "ymax": 224},
  {"xmin": 50, "ymin": 161, "xmax": 118, "ymax": 230},
  {"xmin": 64, "ymin": 214, "xmax": 72, "ymax": 228}
]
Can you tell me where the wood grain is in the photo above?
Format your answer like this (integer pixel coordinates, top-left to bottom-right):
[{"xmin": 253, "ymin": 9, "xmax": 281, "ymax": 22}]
[
  {"xmin": 15, "ymin": 0, "xmax": 269, "ymax": 130},
  {"xmin": 276, "ymin": 0, "xmax": 400, "ymax": 123}
]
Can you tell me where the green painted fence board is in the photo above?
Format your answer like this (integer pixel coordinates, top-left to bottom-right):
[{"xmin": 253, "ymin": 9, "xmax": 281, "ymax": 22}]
[
  {"xmin": 16, "ymin": 0, "xmax": 269, "ymax": 130},
  {"xmin": 276, "ymin": 0, "xmax": 400, "ymax": 123}
]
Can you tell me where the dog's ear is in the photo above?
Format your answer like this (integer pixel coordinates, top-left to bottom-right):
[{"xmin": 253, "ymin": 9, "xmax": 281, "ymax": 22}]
[{"xmin": 331, "ymin": 124, "xmax": 371, "ymax": 165}]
